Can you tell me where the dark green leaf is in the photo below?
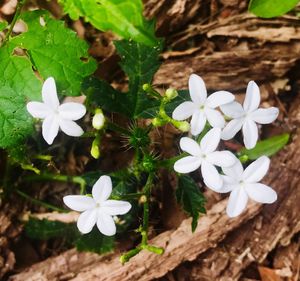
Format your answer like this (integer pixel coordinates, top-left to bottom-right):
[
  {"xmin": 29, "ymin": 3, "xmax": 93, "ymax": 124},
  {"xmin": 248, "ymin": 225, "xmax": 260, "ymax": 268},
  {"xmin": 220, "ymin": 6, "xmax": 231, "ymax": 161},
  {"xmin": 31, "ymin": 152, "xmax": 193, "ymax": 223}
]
[
  {"xmin": 176, "ymin": 175, "xmax": 206, "ymax": 232},
  {"xmin": 238, "ymin": 133, "xmax": 289, "ymax": 160},
  {"xmin": 249, "ymin": 0, "xmax": 299, "ymax": 18}
]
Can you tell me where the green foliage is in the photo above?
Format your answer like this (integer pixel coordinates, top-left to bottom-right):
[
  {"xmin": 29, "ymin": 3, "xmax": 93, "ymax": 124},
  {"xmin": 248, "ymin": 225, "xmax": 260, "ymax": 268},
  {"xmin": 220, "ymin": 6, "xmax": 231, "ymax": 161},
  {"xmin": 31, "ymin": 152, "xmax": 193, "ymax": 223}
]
[
  {"xmin": 58, "ymin": 0, "xmax": 157, "ymax": 46},
  {"xmin": 238, "ymin": 133, "xmax": 289, "ymax": 161},
  {"xmin": 249, "ymin": 0, "xmax": 299, "ymax": 18},
  {"xmin": 0, "ymin": 20, "xmax": 8, "ymax": 32},
  {"xmin": 176, "ymin": 175, "xmax": 206, "ymax": 232},
  {"xmin": 75, "ymin": 228, "xmax": 114, "ymax": 254}
]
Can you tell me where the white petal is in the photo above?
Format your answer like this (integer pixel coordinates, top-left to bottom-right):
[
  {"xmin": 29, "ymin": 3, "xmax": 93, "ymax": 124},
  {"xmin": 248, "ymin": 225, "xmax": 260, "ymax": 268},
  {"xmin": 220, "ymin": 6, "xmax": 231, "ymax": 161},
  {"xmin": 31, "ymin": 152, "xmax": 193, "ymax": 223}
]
[
  {"xmin": 222, "ymin": 159, "xmax": 244, "ymax": 179},
  {"xmin": 77, "ymin": 209, "xmax": 97, "ymax": 234},
  {"xmin": 221, "ymin": 118, "xmax": 244, "ymax": 140},
  {"xmin": 42, "ymin": 77, "xmax": 59, "ymax": 109},
  {"xmin": 226, "ymin": 187, "xmax": 248, "ymax": 217},
  {"xmin": 243, "ymin": 81, "xmax": 260, "ymax": 113},
  {"xmin": 172, "ymin": 101, "xmax": 195, "ymax": 120},
  {"xmin": 59, "ymin": 119, "xmax": 84, "ymax": 137},
  {"xmin": 209, "ymin": 175, "xmax": 237, "ymax": 193},
  {"xmin": 250, "ymin": 107, "xmax": 279, "ymax": 124},
  {"xmin": 205, "ymin": 108, "xmax": 225, "ymax": 128},
  {"xmin": 190, "ymin": 110, "xmax": 206, "ymax": 136},
  {"xmin": 189, "ymin": 74, "xmax": 207, "ymax": 105},
  {"xmin": 59, "ymin": 103, "xmax": 86, "ymax": 121},
  {"xmin": 27, "ymin": 102, "xmax": 51, "ymax": 119},
  {"xmin": 200, "ymin": 127, "xmax": 221, "ymax": 154},
  {"xmin": 42, "ymin": 115, "xmax": 59, "ymax": 145},
  {"xmin": 201, "ymin": 160, "xmax": 223, "ymax": 190},
  {"xmin": 220, "ymin": 101, "xmax": 245, "ymax": 118},
  {"xmin": 174, "ymin": 156, "xmax": 202, "ymax": 173},
  {"xmin": 179, "ymin": 137, "xmax": 201, "ymax": 156},
  {"xmin": 101, "ymin": 200, "xmax": 131, "ymax": 215},
  {"xmin": 97, "ymin": 212, "xmax": 116, "ymax": 236},
  {"xmin": 92, "ymin": 175, "xmax": 112, "ymax": 203},
  {"xmin": 206, "ymin": 91, "xmax": 235, "ymax": 108},
  {"xmin": 245, "ymin": 183, "xmax": 277, "ymax": 203},
  {"xmin": 63, "ymin": 195, "xmax": 96, "ymax": 212},
  {"xmin": 242, "ymin": 119, "xmax": 258, "ymax": 149},
  {"xmin": 206, "ymin": 151, "xmax": 236, "ymax": 167},
  {"xmin": 242, "ymin": 156, "xmax": 270, "ymax": 183}
]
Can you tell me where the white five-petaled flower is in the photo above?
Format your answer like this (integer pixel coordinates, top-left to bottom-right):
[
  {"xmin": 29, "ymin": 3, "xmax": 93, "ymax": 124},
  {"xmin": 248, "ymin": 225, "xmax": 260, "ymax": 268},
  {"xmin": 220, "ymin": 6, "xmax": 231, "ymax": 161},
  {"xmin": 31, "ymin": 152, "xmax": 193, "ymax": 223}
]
[
  {"xmin": 27, "ymin": 77, "xmax": 86, "ymax": 145},
  {"xmin": 220, "ymin": 81, "xmax": 279, "ymax": 149},
  {"xmin": 172, "ymin": 74, "xmax": 235, "ymax": 136},
  {"xmin": 217, "ymin": 156, "xmax": 277, "ymax": 217},
  {"xmin": 63, "ymin": 175, "xmax": 131, "ymax": 236},
  {"xmin": 174, "ymin": 128, "xmax": 236, "ymax": 190}
]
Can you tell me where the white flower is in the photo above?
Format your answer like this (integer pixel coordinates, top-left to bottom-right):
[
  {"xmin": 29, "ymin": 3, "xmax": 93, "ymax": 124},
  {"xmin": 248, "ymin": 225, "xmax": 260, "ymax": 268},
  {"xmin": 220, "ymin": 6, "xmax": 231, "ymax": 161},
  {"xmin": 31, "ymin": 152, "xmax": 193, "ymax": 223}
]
[
  {"xmin": 27, "ymin": 77, "xmax": 86, "ymax": 145},
  {"xmin": 174, "ymin": 128, "xmax": 236, "ymax": 190},
  {"xmin": 220, "ymin": 81, "xmax": 279, "ymax": 149},
  {"xmin": 218, "ymin": 156, "xmax": 277, "ymax": 217},
  {"xmin": 172, "ymin": 74, "xmax": 234, "ymax": 136},
  {"xmin": 63, "ymin": 175, "xmax": 131, "ymax": 236}
]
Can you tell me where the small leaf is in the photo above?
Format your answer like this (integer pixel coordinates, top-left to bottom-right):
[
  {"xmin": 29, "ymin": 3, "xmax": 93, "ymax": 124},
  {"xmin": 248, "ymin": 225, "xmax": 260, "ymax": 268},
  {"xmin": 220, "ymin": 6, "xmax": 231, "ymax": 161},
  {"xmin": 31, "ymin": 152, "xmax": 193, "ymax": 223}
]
[
  {"xmin": 75, "ymin": 228, "xmax": 114, "ymax": 254},
  {"xmin": 176, "ymin": 175, "xmax": 206, "ymax": 232},
  {"xmin": 249, "ymin": 0, "xmax": 299, "ymax": 18},
  {"xmin": 238, "ymin": 133, "xmax": 289, "ymax": 160},
  {"xmin": 0, "ymin": 20, "xmax": 8, "ymax": 32}
]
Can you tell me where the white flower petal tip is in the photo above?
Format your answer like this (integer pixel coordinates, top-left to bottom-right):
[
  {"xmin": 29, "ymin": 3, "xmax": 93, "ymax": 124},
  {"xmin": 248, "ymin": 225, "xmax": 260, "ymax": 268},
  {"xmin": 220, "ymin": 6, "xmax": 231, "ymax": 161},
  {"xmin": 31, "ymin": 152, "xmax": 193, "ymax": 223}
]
[
  {"xmin": 63, "ymin": 175, "xmax": 131, "ymax": 235},
  {"xmin": 26, "ymin": 77, "xmax": 86, "ymax": 145}
]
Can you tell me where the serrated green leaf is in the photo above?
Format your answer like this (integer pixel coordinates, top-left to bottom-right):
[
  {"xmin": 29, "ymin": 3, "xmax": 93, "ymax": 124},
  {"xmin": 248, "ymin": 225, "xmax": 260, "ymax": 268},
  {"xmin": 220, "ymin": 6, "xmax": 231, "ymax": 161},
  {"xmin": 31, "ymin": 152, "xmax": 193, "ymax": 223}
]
[
  {"xmin": 75, "ymin": 228, "xmax": 114, "ymax": 254},
  {"xmin": 249, "ymin": 0, "xmax": 299, "ymax": 18},
  {"xmin": 238, "ymin": 133, "xmax": 289, "ymax": 160},
  {"xmin": 0, "ymin": 20, "xmax": 8, "ymax": 32},
  {"xmin": 58, "ymin": 0, "xmax": 157, "ymax": 46},
  {"xmin": 10, "ymin": 10, "xmax": 97, "ymax": 96},
  {"xmin": 176, "ymin": 175, "xmax": 206, "ymax": 232}
]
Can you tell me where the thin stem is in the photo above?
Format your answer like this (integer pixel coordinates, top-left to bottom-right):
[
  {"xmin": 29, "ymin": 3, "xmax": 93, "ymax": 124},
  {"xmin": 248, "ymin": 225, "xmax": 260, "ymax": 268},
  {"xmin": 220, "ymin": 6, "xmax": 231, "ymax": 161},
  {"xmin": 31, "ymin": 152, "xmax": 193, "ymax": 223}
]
[
  {"xmin": 16, "ymin": 189, "xmax": 67, "ymax": 212},
  {"xmin": 111, "ymin": 192, "xmax": 144, "ymax": 201},
  {"xmin": 2, "ymin": 0, "xmax": 26, "ymax": 45}
]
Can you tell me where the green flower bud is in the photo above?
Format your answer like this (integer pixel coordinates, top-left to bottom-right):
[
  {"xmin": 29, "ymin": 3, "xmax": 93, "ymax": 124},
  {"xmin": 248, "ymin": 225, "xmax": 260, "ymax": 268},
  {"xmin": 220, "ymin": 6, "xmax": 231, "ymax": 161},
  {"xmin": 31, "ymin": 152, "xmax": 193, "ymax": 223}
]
[
  {"xmin": 91, "ymin": 139, "xmax": 100, "ymax": 159},
  {"xmin": 239, "ymin": 154, "xmax": 249, "ymax": 163},
  {"xmin": 152, "ymin": 117, "xmax": 165, "ymax": 127},
  {"xmin": 142, "ymin": 83, "xmax": 151, "ymax": 92},
  {"xmin": 165, "ymin": 88, "xmax": 178, "ymax": 100},
  {"xmin": 174, "ymin": 121, "xmax": 190, "ymax": 132},
  {"xmin": 92, "ymin": 109, "xmax": 105, "ymax": 130}
]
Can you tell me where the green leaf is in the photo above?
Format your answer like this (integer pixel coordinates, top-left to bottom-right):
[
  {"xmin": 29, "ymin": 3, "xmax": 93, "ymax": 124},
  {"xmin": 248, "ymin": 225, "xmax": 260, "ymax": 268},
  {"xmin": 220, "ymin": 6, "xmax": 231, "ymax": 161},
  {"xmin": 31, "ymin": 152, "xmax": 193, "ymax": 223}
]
[
  {"xmin": 0, "ymin": 20, "xmax": 8, "ymax": 32},
  {"xmin": 10, "ymin": 10, "xmax": 97, "ymax": 96},
  {"xmin": 176, "ymin": 175, "xmax": 206, "ymax": 232},
  {"xmin": 75, "ymin": 228, "xmax": 114, "ymax": 254},
  {"xmin": 238, "ymin": 133, "xmax": 289, "ymax": 160},
  {"xmin": 249, "ymin": 0, "xmax": 299, "ymax": 18},
  {"xmin": 58, "ymin": 0, "xmax": 157, "ymax": 46}
]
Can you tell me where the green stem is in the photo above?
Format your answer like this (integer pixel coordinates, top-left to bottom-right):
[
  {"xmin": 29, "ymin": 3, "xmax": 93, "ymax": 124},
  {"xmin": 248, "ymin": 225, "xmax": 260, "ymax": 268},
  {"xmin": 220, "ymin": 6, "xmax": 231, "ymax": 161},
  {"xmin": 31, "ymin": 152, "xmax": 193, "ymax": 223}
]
[
  {"xmin": 106, "ymin": 121, "xmax": 131, "ymax": 136},
  {"xmin": 16, "ymin": 189, "xmax": 67, "ymax": 212},
  {"xmin": 111, "ymin": 192, "xmax": 144, "ymax": 201},
  {"xmin": 2, "ymin": 0, "xmax": 26, "ymax": 45}
]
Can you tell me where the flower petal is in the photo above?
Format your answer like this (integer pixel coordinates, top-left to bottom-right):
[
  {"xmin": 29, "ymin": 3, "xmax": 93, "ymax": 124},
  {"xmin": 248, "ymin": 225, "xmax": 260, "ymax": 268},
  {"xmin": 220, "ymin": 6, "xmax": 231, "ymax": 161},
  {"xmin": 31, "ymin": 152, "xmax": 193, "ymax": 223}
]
[
  {"xmin": 77, "ymin": 209, "xmax": 97, "ymax": 234},
  {"xmin": 59, "ymin": 103, "xmax": 86, "ymax": 121},
  {"xmin": 42, "ymin": 77, "xmax": 59, "ymax": 109},
  {"xmin": 243, "ymin": 81, "xmax": 260, "ymax": 113},
  {"xmin": 242, "ymin": 156, "xmax": 270, "ymax": 183},
  {"xmin": 210, "ymin": 175, "xmax": 237, "ymax": 193},
  {"xmin": 92, "ymin": 175, "xmax": 112, "ymax": 203},
  {"xmin": 222, "ymin": 159, "xmax": 243, "ymax": 179},
  {"xmin": 242, "ymin": 119, "xmax": 258, "ymax": 149},
  {"xmin": 189, "ymin": 74, "xmax": 207, "ymax": 105},
  {"xmin": 42, "ymin": 115, "xmax": 59, "ymax": 145},
  {"xmin": 190, "ymin": 110, "xmax": 206, "ymax": 136},
  {"xmin": 226, "ymin": 187, "xmax": 248, "ymax": 217},
  {"xmin": 220, "ymin": 101, "xmax": 245, "ymax": 118},
  {"xmin": 179, "ymin": 137, "xmax": 201, "ymax": 156},
  {"xmin": 27, "ymin": 102, "xmax": 51, "ymax": 119},
  {"xmin": 101, "ymin": 200, "xmax": 132, "ymax": 215},
  {"xmin": 174, "ymin": 156, "xmax": 202, "ymax": 173},
  {"xmin": 221, "ymin": 118, "xmax": 244, "ymax": 140},
  {"xmin": 206, "ymin": 91, "xmax": 235, "ymax": 108},
  {"xmin": 245, "ymin": 183, "xmax": 277, "ymax": 203},
  {"xmin": 63, "ymin": 195, "xmax": 96, "ymax": 212},
  {"xmin": 201, "ymin": 160, "xmax": 223, "ymax": 190},
  {"xmin": 205, "ymin": 108, "xmax": 225, "ymax": 128},
  {"xmin": 59, "ymin": 119, "xmax": 84, "ymax": 137},
  {"xmin": 250, "ymin": 107, "xmax": 279, "ymax": 124},
  {"xmin": 206, "ymin": 151, "xmax": 236, "ymax": 167},
  {"xmin": 96, "ymin": 212, "xmax": 116, "ymax": 236},
  {"xmin": 172, "ymin": 101, "xmax": 195, "ymax": 120},
  {"xmin": 200, "ymin": 127, "xmax": 221, "ymax": 154}
]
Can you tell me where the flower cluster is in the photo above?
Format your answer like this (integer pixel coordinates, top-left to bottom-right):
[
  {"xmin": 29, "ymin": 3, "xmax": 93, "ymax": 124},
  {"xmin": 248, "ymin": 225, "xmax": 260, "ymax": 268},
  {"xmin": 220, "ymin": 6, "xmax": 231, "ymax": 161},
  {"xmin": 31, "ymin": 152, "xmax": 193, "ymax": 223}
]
[{"xmin": 173, "ymin": 74, "xmax": 279, "ymax": 217}]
